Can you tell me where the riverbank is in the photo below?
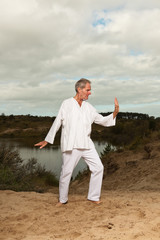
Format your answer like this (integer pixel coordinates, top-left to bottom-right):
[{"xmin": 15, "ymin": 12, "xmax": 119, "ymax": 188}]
[{"xmin": 0, "ymin": 140, "xmax": 160, "ymax": 240}]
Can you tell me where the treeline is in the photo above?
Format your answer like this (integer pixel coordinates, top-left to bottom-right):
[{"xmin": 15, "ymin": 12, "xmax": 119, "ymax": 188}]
[
  {"xmin": 0, "ymin": 112, "xmax": 160, "ymax": 149},
  {"xmin": 100, "ymin": 112, "xmax": 153, "ymax": 120},
  {"xmin": 92, "ymin": 113, "xmax": 160, "ymax": 149},
  {"xmin": 0, "ymin": 111, "xmax": 156, "ymax": 120},
  {"xmin": 0, "ymin": 114, "xmax": 56, "ymax": 140},
  {"xmin": 0, "ymin": 114, "xmax": 55, "ymax": 127}
]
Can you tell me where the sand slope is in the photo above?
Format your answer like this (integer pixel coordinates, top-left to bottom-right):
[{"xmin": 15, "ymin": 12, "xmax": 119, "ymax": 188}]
[{"xmin": 0, "ymin": 140, "xmax": 160, "ymax": 240}]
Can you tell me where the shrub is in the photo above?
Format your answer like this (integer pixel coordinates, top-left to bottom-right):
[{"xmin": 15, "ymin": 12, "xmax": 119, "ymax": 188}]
[
  {"xmin": 100, "ymin": 143, "xmax": 113, "ymax": 158},
  {"xmin": 0, "ymin": 145, "xmax": 58, "ymax": 191}
]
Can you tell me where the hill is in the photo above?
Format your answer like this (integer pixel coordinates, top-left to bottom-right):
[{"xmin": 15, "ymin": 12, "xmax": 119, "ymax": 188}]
[
  {"xmin": 0, "ymin": 139, "xmax": 160, "ymax": 240},
  {"xmin": 71, "ymin": 139, "xmax": 160, "ymax": 193}
]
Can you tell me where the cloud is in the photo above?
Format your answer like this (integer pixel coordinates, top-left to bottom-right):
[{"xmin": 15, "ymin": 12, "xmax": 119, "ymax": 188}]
[{"xmin": 0, "ymin": 0, "xmax": 160, "ymax": 117}]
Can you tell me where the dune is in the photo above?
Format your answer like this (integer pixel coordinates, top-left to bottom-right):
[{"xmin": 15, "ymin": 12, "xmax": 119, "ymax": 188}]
[{"xmin": 0, "ymin": 140, "xmax": 160, "ymax": 240}]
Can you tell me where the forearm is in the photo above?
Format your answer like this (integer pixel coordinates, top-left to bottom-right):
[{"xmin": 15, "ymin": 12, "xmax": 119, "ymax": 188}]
[
  {"xmin": 113, "ymin": 106, "xmax": 119, "ymax": 119},
  {"xmin": 45, "ymin": 120, "xmax": 60, "ymax": 144}
]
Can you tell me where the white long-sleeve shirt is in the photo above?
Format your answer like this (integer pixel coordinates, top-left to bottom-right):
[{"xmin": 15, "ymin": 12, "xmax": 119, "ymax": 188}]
[{"xmin": 45, "ymin": 97, "xmax": 116, "ymax": 152}]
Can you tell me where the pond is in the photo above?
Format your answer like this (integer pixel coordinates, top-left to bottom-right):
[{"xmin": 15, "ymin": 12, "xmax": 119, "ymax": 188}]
[{"xmin": 0, "ymin": 138, "xmax": 110, "ymax": 180}]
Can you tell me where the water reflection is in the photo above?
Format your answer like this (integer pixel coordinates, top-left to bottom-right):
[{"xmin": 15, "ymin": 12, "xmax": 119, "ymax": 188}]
[{"xmin": 0, "ymin": 138, "xmax": 107, "ymax": 180}]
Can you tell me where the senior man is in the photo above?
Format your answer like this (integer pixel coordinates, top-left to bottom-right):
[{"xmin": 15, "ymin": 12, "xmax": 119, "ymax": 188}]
[{"xmin": 35, "ymin": 78, "xmax": 119, "ymax": 206}]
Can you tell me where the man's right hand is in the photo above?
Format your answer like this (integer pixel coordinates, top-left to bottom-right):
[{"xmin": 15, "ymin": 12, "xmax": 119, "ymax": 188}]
[{"xmin": 34, "ymin": 141, "xmax": 48, "ymax": 149}]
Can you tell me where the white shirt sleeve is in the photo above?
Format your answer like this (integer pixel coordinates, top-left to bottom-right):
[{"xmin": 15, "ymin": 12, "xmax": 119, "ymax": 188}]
[
  {"xmin": 45, "ymin": 102, "xmax": 64, "ymax": 144},
  {"xmin": 94, "ymin": 112, "xmax": 116, "ymax": 127}
]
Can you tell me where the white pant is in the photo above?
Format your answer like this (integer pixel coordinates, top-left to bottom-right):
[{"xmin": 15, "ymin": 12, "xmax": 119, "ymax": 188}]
[{"xmin": 59, "ymin": 148, "xmax": 104, "ymax": 203}]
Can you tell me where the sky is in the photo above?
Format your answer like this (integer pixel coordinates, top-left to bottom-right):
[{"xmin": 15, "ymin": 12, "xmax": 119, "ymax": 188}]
[{"xmin": 0, "ymin": 0, "xmax": 160, "ymax": 117}]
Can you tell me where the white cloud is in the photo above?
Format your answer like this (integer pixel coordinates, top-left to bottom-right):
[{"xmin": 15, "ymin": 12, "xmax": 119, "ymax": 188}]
[{"xmin": 0, "ymin": 0, "xmax": 160, "ymax": 117}]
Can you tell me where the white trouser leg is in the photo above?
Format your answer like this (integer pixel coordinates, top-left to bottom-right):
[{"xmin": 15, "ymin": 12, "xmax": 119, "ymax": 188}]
[
  {"xmin": 59, "ymin": 149, "xmax": 81, "ymax": 203},
  {"xmin": 82, "ymin": 148, "xmax": 104, "ymax": 201}
]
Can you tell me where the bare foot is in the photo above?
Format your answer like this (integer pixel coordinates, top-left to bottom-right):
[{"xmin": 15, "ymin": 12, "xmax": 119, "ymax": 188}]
[
  {"xmin": 56, "ymin": 201, "xmax": 68, "ymax": 207},
  {"xmin": 87, "ymin": 200, "xmax": 102, "ymax": 205}
]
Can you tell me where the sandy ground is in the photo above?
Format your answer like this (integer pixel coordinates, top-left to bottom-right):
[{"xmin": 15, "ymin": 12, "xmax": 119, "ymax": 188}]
[
  {"xmin": 0, "ymin": 140, "xmax": 160, "ymax": 240},
  {"xmin": 0, "ymin": 190, "xmax": 160, "ymax": 240}
]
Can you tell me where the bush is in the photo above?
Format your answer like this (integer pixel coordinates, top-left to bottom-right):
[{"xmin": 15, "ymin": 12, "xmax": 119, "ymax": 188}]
[
  {"xmin": 0, "ymin": 145, "xmax": 58, "ymax": 191},
  {"xmin": 100, "ymin": 143, "xmax": 115, "ymax": 158}
]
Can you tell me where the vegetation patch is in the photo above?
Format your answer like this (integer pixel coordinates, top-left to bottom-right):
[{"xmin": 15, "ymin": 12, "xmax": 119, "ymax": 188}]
[{"xmin": 0, "ymin": 145, "xmax": 58, "ymax": 192}]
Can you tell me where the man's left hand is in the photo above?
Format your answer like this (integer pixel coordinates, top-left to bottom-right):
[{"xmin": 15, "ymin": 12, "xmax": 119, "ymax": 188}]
[{"xmin": 113, "ymin": 97, "xmax": 119, "ymax": 119}]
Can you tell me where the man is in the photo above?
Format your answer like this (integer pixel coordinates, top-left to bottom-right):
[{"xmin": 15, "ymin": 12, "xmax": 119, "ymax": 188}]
[{"xmin": 35, "ymin": 78, "xmax": 119, "ymax": 206}]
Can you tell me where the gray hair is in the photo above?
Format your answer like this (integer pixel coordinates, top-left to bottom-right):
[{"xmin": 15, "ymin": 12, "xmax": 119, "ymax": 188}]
[{"xmin": 75, "ymin": 78, "xmax": 91, "ymax": 92}]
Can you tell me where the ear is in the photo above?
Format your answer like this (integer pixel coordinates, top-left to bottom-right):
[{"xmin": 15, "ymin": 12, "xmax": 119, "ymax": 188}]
[{"xmin": 77, "ymin": 87, "xmax": 82, "ymax": 93}]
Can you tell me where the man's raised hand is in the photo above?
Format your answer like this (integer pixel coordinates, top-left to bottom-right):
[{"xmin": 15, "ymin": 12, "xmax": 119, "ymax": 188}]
[
  {"xmin": 114, "ymin": 97, "xmax": 119, "ymax": 112},
  {"xmin": 113, "ymin": 97, "xmax": 119, "ymax": 119}
]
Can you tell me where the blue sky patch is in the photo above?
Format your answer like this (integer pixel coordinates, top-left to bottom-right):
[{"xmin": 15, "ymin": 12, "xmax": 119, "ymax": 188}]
[
  {"xmin": 93, "ymin": 17, "xmax": 112, "ymax": 27},
  {"xmin": 129, "ymin": 49, "xmax": 143, "ymax": 56}
]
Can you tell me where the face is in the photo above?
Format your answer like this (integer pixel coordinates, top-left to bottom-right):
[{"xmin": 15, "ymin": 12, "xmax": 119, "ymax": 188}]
[{"xmin": 78, "ymin": 83, "xmax": 91, "ymax": 100}]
